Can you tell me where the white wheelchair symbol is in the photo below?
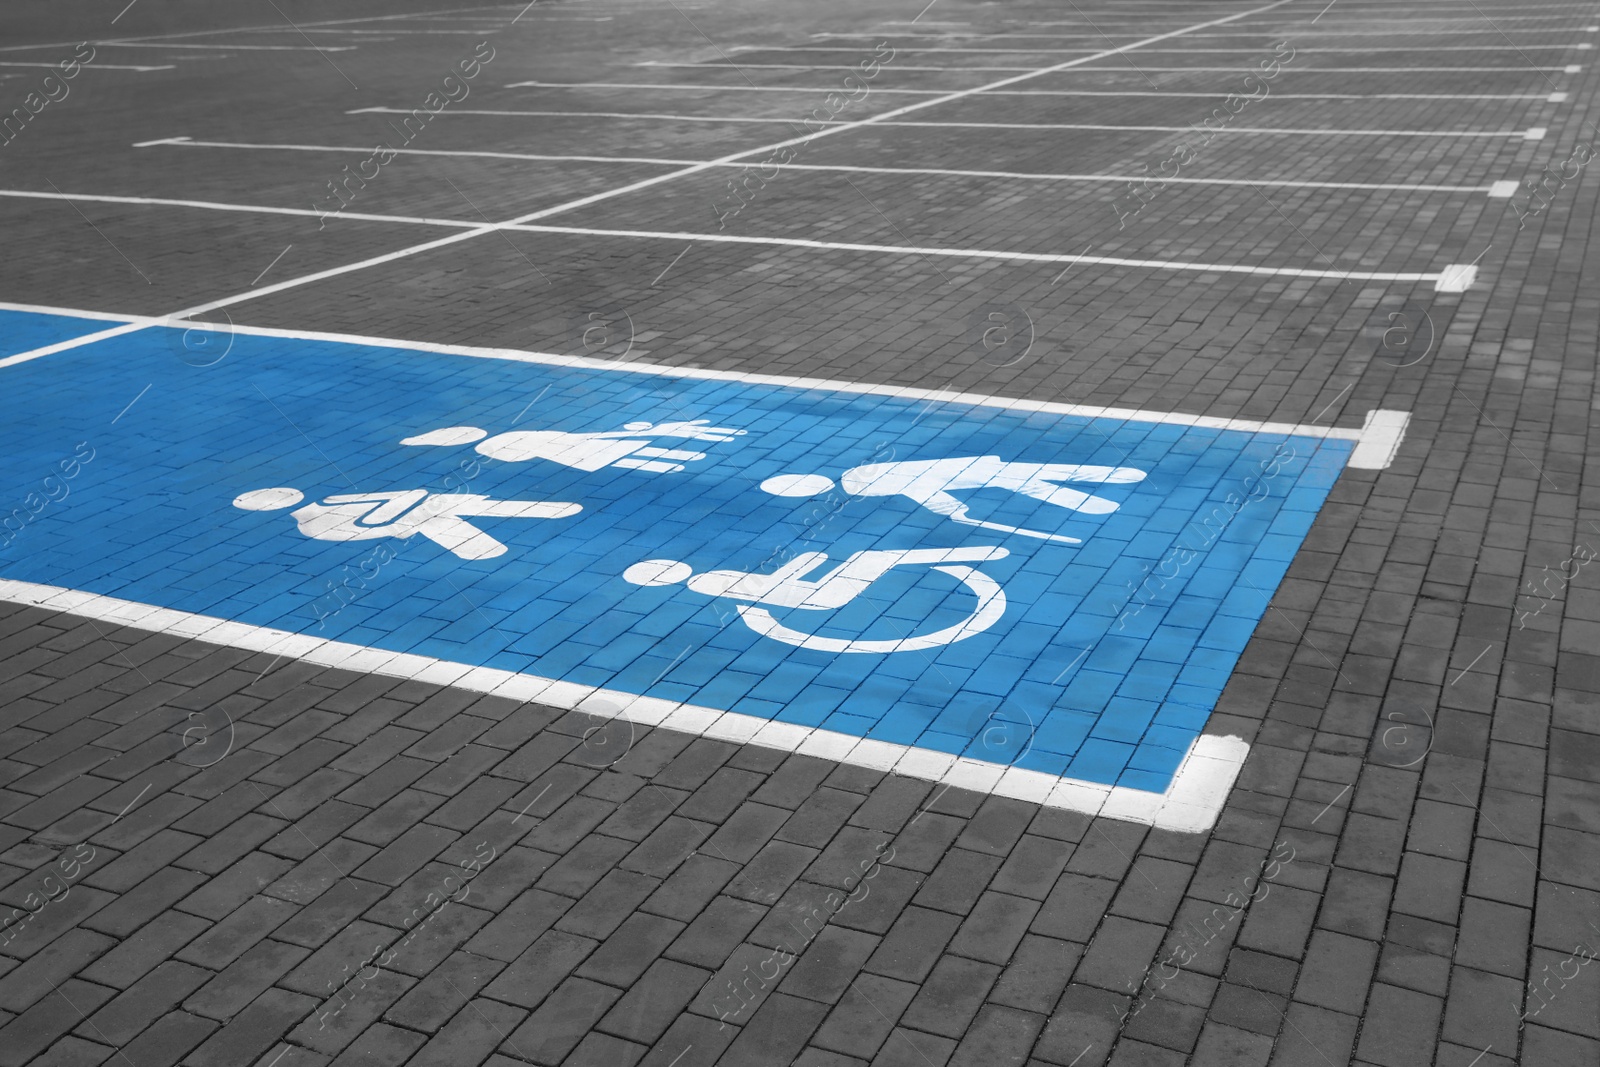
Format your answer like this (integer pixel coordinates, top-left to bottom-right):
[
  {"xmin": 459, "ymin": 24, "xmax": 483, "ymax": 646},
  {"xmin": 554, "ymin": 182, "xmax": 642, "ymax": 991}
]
[{"xmin": 624, "ymin": 546, "xmax": 1009, "ymax": 653}]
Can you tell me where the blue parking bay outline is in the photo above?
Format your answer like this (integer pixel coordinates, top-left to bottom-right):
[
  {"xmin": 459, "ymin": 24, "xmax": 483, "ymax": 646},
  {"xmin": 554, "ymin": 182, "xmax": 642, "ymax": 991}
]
[{"xmin": 0, "ymin": 308, "xmax": 1376, "ymax": 818}]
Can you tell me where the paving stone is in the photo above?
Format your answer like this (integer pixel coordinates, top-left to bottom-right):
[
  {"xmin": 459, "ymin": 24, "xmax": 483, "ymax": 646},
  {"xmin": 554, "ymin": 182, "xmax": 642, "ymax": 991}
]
[
  {"xmin": 1190, "ymin": 1021, "xmax": 1274, "ymax": 1067},
  {"xmin": 1267, "ymin": 1003, "xmax": 1358, "ymax": 1067},
  {"xmin": 780, "ymin": 926, "xmax": 880, "ymax": 1005},
  {"xmin": 118, "ymin": 1011, "xmax": 218, "ymax": 1066},
  {"xmin": 405, "ymin": 997, "xmax": 526, "ymax": 1067},
  {"xmin": 1354, "ymin": 983, "xmax": 1442, "ymax": 1067},
  {"xmin": 899, "ymin": 954, "xmax": 1001, "ymax": 1040},
  {"xmin": 810, "ymin": 972, "xmax": 918, "ymax": 1060},
  {"xmin": 28, "ymin": 1036, "xmax": 114, "ymax": 1067},
  {"xmin": 1075, "ymin": 915, "xmax": 1167, "ymax": 994},
  {"xmin": 989, "ymin": 934, "xmax": 1082, "ymax": 1015},
  {"xmin": 1032, "ymin": 873, "xmax": 1118, "ymax": 943},
  {"xmin": 325, "ymin": 1022, "xmax": 424, "ymax": 1067},
  {"xmin": 1031, "ymin": 983, "xmax": 1127, "ymax": 1066},
  {"xmin": 1392, "ymin": 852, "xmax": 1468, "ymax": 924},
  {"xmin": 576, "ymin": 911, "xmax": 685, "ymax": 987},
  {"xmin": 79, "ymin": 959, "xmax": 211, "ymax": 1045},
  {"xmin": 1440, "ymin": 965, "xmax": 1523, "ymax": 1053},
  {"xmin": 185, "ymin": 939, "xmax": 311, "ymax": 1021},
  {"xmin": 482, "ymin": 928, "xmax": 598, "ymax": 1011},
  {"xmin": 503, "ymin": 977, "xmax": 622, "ymax": 1064},
  {"xmin": 1125, "ymin": 992, "xmax": 1210, "ymax": 1052},
  {"xmin": 80, "ymin": 909, "xmax": 210, "ymax": 988},
  {"xmin": 1293, "ymin": 929, "xmax": 1379, "ymax": 1015},
  {"xmin": 557, "ymin": 869, "xmax": 661, "ymax": 939},
  {"xmin": 175, "ymin": 895, "xmax": 297, "ymax": 970},
  {"xmin": 947, "ymin": 1004, "xmax": 1043, "ymax": 1067},
  {"xmin": 182, "ymin": 987, "xmax": 319, "ymax": 1067},
  {"xmin": 777, "ymin": 788, "xmax": 867, "ymax": 849},
  {"xmin": 178, "ymin": 851, "xmax": 296, "ymax": 919},
  {"xmin": 989, "ymin": 835, "xmax": 1073, "ymax": 901},
  {"xmin": 599, "ymin": 958, "xmax": 712, "ymax": 1046},
  {"xmin": 947, "ymin": 890, "xmax": 1038, "ymax": 965},
  {"xmin": 537, "ymin": 834, "xmax": 634, "ymax": 899},
  {"xmin": 863, "ymin": 907, "xmax": 962, "ymax": 984},
  {"xmin": 383, "ymin": 949, "xmax": 504, "ymax": 1033},
  {"xmin": 722, "ymin": 840, "xmax": 818, "ymax": 907},
  {"xmin": 564, "ymin": 1032, "xmax": 648, "ymax": 1067},
  {"xmin": 0, "ymin": 980, "xmax": 117, "ymax": 1067},
  {"xmin": 0, "ymin": 929, "xmax": 116, "ymax": 1013}
]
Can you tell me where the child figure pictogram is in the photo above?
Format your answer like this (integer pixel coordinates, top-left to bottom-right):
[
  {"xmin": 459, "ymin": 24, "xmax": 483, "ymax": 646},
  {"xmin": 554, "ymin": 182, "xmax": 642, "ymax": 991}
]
[
  {"xmin": 399, "ymin": 419, "xmax": 746, "ymax": 474},
  {"xmin": 233, "ymin": 486, "xmax": 580, "ymax": 560}
]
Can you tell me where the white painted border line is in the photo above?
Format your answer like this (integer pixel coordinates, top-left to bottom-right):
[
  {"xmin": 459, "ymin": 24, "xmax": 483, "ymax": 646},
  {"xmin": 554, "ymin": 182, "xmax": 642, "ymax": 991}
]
[
  {"xmin": 812, "ymin": 28, "xmax": 1600, "ymax": 37},
  {"xmin": 0, "ymin": 299, "xmax": 152, "ymax": 324},
  {"xmin": 747, "ymin": 44, "xmax": 1590, "ymax": 52},
  {"xmin": 0, "ymin": 297, "xmax": 1411, "ymax": 461},
  {"xmin": 1348, "ymin": 410, "xmax": 1412, "ymax": 468},
  {"xmin": 0, "ymin": 0, "xmax": 520, "ymax": 54},
  {"xmin": 1019, "ymin": 5, "xmax": 1600, "ymax": 18},
  {"xmin": 0, "ymin": 577, "xmax": 1247, "ymax": 831},
  {"xmin": 88, "ymin": 42, "xmax": 358, "ymax": 51},
  {"xmin": 499, "ymin": 223, "xmax": 1469, "ymax": 292},
  {"xmin": 487, "ymin": 87, "xmax": 1561, "ymax": 101},
  {"xmin": 629, "ymin": 62, "xmax": 1580, "ymax": 72},
  {"xmin": 139, "ymin": 133, "xmax": 1543, "ymax": 176},
  {"xmin": 0, "ymin": 187, "xmax": 1481, "ymax": 298},
  {"xmin": 0, "ymin": 188, "xmax": 481, "ymax": 227},
  {"xmin": 0, "ymin": 61, "xmax": 173, "ymax": 71},
  {"xmin": 0, "ymin": 169, "xmax": 1509, "ymax": 233}
]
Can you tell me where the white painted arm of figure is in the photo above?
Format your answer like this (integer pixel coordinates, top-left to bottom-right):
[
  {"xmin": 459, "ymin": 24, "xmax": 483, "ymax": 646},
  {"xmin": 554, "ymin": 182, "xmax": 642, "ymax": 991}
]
[
  {"xmin": 449, "ymin": 496, "xmax": 582, "ymax": 519},
  {"xmin": 1041, "ymin": 465, "xmax": 1146, "ymax": 484},
  {"xmin": 415, "ymin": 516, "xmax": 511, "ymax": 560},
  {"xmin": 944, "ymin": 505, "xmax": 1084, "ymax": 545},
  {"xmin": 321, "ymin": 490, "xmax": 429, "ymax": 525},
  {"xmin": 614, "ymin": 420, "xmax": 746, "ymax": 442},
  {"xmin": 687, "ymin": 553, "xmax": 830, "ymax": 600}
]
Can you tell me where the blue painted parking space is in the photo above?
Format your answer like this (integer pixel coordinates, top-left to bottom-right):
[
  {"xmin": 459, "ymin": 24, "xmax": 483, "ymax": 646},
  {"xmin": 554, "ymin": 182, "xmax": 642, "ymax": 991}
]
[{"xmin": 0, "ymin": 311, "xmax": 1352, "ymax": 792}]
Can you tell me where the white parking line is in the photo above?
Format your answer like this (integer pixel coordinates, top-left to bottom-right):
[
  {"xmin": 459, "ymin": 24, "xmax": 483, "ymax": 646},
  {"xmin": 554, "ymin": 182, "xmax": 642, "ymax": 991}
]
[
  {"xmin": 133, "ymin": 128, "xmax": 1551, "ymax": 180},
  {"xmin": 494, "ymin": 84, "xmax": 1562, "ymax": 100},
  {"xmin": 0, "ymin": 179, "xmax": 1514, "ymax": 232},
  {"xmin": 351, "ymin": 102, "xmax": 1557, "ymax": 126},
  {"xmin": 0, "ymin": 0, "xmax": 519, "ymax": 54},
  {"xmin": 0, "ymin": 189, "xmax": 482, "ymax": 226},
  {"xmin": 0, "ymin": 60, "xmax": 174, "ymax": 71},
  {"xmin": 812, "ymin": 28, "xmax": 1599, "ymax": 38},
  {"xmin": 88, "ymin": 41, "xmax": 358, "ymax": 51},
  {"xmin": 497, "ymin": 223, "xmax": 1476, "ymax": 291},
  {"xmin": 749, "ymin": 44, "xmax": 1589, "ymax": 52},
  {"xmin": 625, "ymin": 62, "xmax": 1581, "ymax": 73},
  {"xmin": 0, "ymin": 298, "xmax": 1404, "ymax": 451}
]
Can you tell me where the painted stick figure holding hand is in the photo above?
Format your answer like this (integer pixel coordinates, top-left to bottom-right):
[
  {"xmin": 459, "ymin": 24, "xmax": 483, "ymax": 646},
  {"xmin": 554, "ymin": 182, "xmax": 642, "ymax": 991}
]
[{"xmin": 234, "ymin": 486, "xmax": 579, "ymax": 560}]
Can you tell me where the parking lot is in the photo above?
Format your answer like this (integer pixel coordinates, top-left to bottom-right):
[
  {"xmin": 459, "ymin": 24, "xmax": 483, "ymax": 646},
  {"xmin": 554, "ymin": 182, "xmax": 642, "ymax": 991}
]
[{"xmin": 0, "ymin": 0, "xmax": 1597, "ymax": 1064}]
